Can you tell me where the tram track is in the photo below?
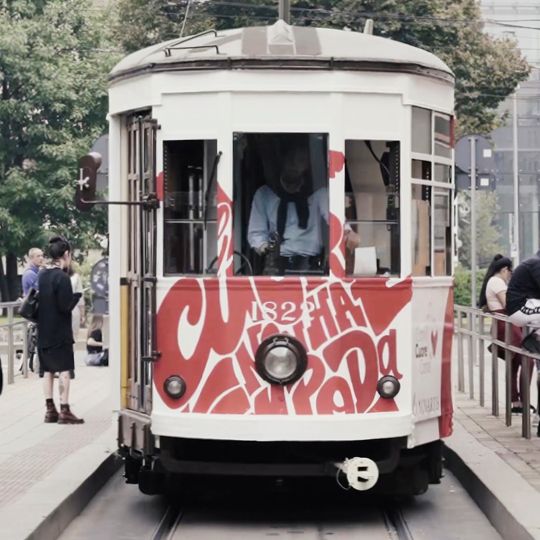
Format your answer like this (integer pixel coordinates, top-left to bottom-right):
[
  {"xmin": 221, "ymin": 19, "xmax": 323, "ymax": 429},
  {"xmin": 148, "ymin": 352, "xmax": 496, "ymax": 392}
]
[
  {"xmin": 151, "ymin": 500, "xmax": 416, "ymax": 540},
  {"xmin": 383, "ymin": 504, "xmax": 414, "ymax": 540},
  {"xmin": 58, "ymin": 469, "xmax": 502, "ymax": 540}
]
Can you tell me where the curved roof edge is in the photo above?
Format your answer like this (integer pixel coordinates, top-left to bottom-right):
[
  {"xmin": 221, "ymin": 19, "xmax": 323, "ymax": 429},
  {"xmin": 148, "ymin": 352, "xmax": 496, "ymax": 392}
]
[{"xmin": 110, "ymin": 21, "xmax": 454, "ymax": 85}]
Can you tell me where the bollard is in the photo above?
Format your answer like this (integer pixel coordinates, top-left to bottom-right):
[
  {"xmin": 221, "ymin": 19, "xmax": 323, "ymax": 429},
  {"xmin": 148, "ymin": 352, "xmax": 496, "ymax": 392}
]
[
  {"xmin": 479, "ymin": 315, "xmax": 485, "ymax": 408},
  {"xmin": 457, "ymin": 310, "xmax": 465, "ymax": 392},
  {"xmin": 491, "ymin": 317, "xmax": 499, "ymax": 417},
  {"xmin": 521, "ymin": 354, "xmax": 532, "ymax": 439},
  {"xmin": 7, "ymin": 306, "xmax": 14, "ymax": 384},
  {"xmin": 505, "ymin": 321, "xmax": 512, "ymax": 427},
  {"xmin": 468, "ymin": 312, "xmax": 474, "ymax": 399},
  {"xmin": 22, "ymin": 321, "xmax": 29, "ymax": 378}
]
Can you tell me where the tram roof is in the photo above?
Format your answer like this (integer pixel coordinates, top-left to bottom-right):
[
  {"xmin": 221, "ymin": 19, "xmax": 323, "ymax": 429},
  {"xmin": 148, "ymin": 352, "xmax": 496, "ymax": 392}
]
[{"xmin": 110, "ymin": 20, "xmax": 454, "ymax": 84}]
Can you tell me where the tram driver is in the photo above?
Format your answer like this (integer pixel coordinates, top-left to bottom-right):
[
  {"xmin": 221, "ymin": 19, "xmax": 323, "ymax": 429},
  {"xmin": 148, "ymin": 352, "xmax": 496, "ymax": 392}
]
[{"xmin": 247, "ymin": 145, "xmax": 359, "ymax": 275}]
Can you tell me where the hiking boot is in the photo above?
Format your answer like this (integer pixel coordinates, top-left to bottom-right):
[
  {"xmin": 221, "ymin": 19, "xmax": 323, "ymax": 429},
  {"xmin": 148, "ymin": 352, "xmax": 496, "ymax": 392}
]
[
  {"xmin": 44, "ymin": 402, "xmax": 59, "ymax": 423},
  {"xmin": 58, "ymin": 405, "xmax": 84, "ymax": 425}
]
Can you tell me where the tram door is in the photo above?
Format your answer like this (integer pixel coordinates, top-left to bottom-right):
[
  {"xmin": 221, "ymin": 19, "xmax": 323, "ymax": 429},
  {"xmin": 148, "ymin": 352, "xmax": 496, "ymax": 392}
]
[{"xmin": 126, "ymin": 114, "xmax": 158, "ymax": 414}]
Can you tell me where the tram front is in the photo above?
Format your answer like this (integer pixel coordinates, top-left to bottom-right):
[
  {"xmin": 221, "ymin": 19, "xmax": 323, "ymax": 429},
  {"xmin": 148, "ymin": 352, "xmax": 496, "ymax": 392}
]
[{"xmin": 101, "ymin": 21, "xmax": 454, "ymax": 496}]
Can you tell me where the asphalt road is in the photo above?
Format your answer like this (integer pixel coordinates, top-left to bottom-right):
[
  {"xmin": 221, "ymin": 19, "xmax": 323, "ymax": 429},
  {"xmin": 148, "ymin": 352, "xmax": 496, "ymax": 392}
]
[{"xmin": 59, "ymin": 469, "xmax": 502, "ymax": 540}]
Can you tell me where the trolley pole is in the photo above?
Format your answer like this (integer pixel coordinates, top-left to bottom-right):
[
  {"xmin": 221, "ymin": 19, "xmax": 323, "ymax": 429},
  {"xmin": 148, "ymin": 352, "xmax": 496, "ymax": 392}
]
[
  {"xmin": 512, "ymin": 91, "xmax": 520, "ymax": 265},
  {"xmin": 279, "ymin": 0, "xmax": 291, "ymax": 23},
  {"xmin": 470, "ymin": 136, "xmax": 477, "ymax": 308}
]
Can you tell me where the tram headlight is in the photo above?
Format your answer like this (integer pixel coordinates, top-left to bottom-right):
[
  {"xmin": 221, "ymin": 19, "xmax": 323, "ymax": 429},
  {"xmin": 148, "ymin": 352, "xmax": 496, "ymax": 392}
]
[
  {"xmin": 164, "ymin": 375, "xmax": 186, "ymax": 399},
  {"xmin": 255, "ymin": 335, "xmax": 307, "ymax": 385},
  {"xmin": 377, "ymin": 375, "xmax": 400, "ymax": 399}
]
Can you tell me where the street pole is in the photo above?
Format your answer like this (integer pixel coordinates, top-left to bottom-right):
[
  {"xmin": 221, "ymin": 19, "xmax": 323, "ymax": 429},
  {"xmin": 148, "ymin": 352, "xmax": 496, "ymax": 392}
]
[
  {"xmin": 470, "ymin": 137, "xmax": 477, "ymax": 308},
  {"xmin": 512, "ymin": 90, "xmax": 520, "ymax": 265},
  {"xmin": 279, "ymin": 0, "xmax": 291, "ymax": 23}
]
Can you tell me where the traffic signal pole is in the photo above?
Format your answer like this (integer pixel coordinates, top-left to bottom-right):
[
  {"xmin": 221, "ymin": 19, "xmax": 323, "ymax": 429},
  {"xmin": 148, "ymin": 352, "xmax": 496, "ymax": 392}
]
[
  {"xmin": 470, "ymin": 136, "xmax": 477, "ymax": 308},
  {"xmin": 512, "ymin": 91, "xmax": 520, "ymax": 265}
]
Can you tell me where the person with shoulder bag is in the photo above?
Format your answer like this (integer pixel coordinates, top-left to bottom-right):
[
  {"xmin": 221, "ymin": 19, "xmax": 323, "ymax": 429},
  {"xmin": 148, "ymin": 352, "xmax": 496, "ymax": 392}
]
[
  {"xmin": 479, "ymin": 255, "xmax": 532, "ymax": 413},
  {"xmin": 37, "ymin": 236, "xmax": 84, "ymax": 424}
]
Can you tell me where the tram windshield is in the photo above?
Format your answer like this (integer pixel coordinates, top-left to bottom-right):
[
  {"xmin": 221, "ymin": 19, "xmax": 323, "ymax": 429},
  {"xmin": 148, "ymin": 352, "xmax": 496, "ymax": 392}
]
[{"xmin": 233, "ymin": 133, "xmax": 329, "ymax": 276}]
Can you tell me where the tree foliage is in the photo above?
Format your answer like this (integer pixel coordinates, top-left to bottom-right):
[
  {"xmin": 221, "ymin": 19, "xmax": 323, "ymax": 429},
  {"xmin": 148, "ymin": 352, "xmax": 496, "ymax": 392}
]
[
  {"xmin": 0, "ymin": 0, "xmax": 118, "ymax": 298},
  {"xmin": 128, "ymin": 0, "xmax": 529, "ymax": 135}
]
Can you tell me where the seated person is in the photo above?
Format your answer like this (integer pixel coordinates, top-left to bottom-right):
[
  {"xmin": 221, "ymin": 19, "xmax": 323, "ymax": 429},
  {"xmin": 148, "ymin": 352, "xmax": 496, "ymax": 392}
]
[
  {"xmin": 84, "ymin": 314, "xmax": 108, "ymax": 366},
  {"xmin": 248, "ymin": 146, "xmax": 359, "ymax": 275}
]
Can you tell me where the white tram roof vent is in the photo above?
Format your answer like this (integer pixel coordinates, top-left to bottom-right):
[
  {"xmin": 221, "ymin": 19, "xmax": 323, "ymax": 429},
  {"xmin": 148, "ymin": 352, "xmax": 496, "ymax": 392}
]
[{"xmin": 110, "ymin": 22, "xmax": 453, "ymax": 84}]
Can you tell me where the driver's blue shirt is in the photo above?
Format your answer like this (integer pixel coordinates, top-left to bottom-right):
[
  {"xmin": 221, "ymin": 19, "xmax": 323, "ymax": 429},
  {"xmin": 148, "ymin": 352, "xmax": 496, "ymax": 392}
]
[{"xmin": 248, "ymin": 186, "xmax": 328, "ymax": 257}]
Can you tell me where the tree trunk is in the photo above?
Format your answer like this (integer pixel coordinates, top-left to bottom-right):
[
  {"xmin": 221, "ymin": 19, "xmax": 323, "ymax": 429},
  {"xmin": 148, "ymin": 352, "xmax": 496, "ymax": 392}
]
[{"xmin": 6, "ymin": 252, "xmax": 20, "ymax": 300}]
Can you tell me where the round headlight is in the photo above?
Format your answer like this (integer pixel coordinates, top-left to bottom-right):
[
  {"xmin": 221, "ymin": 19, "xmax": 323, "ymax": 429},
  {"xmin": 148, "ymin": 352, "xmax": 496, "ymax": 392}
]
[
  {"xmin": 255, "ymin": 335, "xmax": 307, "ymax": 385},
  {"xmin": 164, "ymin": 375, "xmax": 186, "ymax": 399},
  {"xmin": 377, "ymin": 375, "xmax": 400, "ymax": 399}
]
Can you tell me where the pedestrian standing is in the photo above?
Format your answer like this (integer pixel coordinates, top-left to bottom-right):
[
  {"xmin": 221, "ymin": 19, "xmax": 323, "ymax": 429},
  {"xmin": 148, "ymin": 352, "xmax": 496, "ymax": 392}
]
[
  {"xmin": 479, "ymin": 255, "xmax": 532, "ymax": 412},
  {"xmin": 21, "ymin": 247, "xmax": 44, "ymax": 296},
  {"xmin": 68, "ymin": 262, "xmax": 85, "ymax": 340},
  {"xmin": 38, "ymin": 236, "xmax": 84, "ymax": 424}
]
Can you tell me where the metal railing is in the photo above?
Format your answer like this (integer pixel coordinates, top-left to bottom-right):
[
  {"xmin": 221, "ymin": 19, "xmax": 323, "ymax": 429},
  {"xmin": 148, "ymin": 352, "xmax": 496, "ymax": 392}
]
[
  {"xmin": 455, "ymin": 304, "xmax": 539, "ymax": 439},
  {"xmin": 0, "ymin": 301, "xmax": 30, "ymax": 384}
]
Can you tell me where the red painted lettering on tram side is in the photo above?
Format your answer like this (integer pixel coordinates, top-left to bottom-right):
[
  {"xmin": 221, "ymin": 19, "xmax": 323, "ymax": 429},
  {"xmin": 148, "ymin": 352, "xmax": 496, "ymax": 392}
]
[
  {"xmin": 368, "ymin": 396, "xmax": 399, "ymax": 413},
  {"xmin": 155, "ymin": 278, "xmax": 257, "ymax": 408},
  {"xmin": 322, "ymin": 330, "xmax": 379, "ymax": 412},
  {"xmin": 156, "ymin": 275, "xmax": 413, "ymax": 415},
  {"xmin": 377, "ymin": 329, "xmax": 402, "ymax": 379},
  {"xmin": 211, "ymin": 386, "xmax": 251, "ymax": 414},
  {"xmin": 236, "ymin": 341, "xmax": 263, "ymax": 396},
  {"xmin": 305, "ymin": 287, "xmax": 340, "ymax": 351},
  {"xmin": 329, "ymin": 213, "xmax": 345, "ymax": 276},
  {"xmin": 316, "ymin": 377, "xmax": 355, "ymax": 414},
  {"xmin": 254, "ymin": 385, "xmax": 287, "ymax": 414},
  {"xmin": 354, "ymin": 278, "xmax": 412, "ymax": 335},
  {"xmin": 291, "ymin": 354, "xmax": 326, "ymax": 414},
  {"xmin": 193, "ymin": 357, "xmax": 245, "ymax": 413},
  {"xmin": 328, "ymin": 150, "xmax": 345, "ymax": 179},
  {"xmin": 439, "ymin": 288, "xmax": 454, "ymax": 438},
  {"xmin": 217, "ymin": 186, "xmax": 233, "ymax": 275},
  {"xmin": 330, "ymin": 283, "xmax": 367, "ymax": 333}
]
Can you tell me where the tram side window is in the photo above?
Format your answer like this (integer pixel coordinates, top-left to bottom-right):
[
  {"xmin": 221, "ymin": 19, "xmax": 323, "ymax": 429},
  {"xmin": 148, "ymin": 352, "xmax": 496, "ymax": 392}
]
[
  {"xmin": 233, "ymin": 133, "xmax": 329, "ymax": 276},
  {"xmin": 163, "ymin": 140, "xmax": 218, "ymax": 275},
  {"xmin": 412, "ymin": 184, "xmax": 431, "ymax": 276},
  {"xmin": 434, "ymin": 189, "xmax": 452, "ymax": 276},
  {"xmin": 345, "ymin": 140, "xmax": 400, "ymax": 276}
]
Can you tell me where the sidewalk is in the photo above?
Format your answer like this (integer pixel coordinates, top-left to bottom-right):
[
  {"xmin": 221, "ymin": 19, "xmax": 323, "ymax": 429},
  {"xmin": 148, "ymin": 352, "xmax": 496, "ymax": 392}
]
[
  {"xmin": 446, "ymin": 344, "xmax": 540, "ymax": 540},
  {"xmin": 0, "ymin": 343, "xmax": 116, "ymax": 540}
]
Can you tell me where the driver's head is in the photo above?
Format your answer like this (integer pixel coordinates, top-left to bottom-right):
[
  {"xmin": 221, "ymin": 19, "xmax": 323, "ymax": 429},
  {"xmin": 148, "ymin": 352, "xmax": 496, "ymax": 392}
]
[{"xmin": 280, "ymin": 146, "xmax": 310, "ymax": 194}]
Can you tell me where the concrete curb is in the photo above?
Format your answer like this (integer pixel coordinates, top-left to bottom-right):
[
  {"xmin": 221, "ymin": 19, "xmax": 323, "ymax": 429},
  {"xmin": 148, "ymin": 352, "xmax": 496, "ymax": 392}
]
[
  {"xmin": 444, "ymin": 420, "xmax": 540, "ymax": 540},
  {"xmin": 26, "ymin": 452, "xmax": 121, "ymax": 540}
]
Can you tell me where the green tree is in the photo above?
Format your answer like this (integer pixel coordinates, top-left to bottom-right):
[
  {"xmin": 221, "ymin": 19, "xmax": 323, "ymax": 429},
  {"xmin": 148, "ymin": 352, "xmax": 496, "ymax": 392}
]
[
  {"xmin": 456, "ymin": 190, "xmax": 503, "ymax": 270},
  {"xmin": 0, "ymin": 0, "xmax": 119, "ymax": 300},
  {"xmin": 199, "ymin": 0, "xmax": 530, "ymax": 135},
  {"xmin": 112, "ymin": 1, "xmax": 529, "ymax": 134}
]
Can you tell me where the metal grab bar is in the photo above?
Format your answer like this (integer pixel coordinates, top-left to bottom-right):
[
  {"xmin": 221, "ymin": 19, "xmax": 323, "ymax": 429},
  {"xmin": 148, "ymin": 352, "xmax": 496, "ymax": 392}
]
[
  {"xmin": 0, "ymin": 301, "xmax": 29, "ymax": 384},
  {"xmin": 454, "ymin": 305, "xmax": 538, "ymax": 439}
]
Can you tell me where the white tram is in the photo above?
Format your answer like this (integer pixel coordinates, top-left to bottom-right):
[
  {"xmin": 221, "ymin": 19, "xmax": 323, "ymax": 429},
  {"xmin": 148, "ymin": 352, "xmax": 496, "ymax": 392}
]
[{"xmin": 86, "ymin": 20, "xmax": 455, "ymax": 495}]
